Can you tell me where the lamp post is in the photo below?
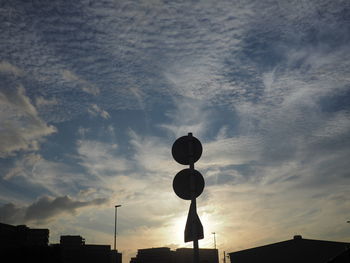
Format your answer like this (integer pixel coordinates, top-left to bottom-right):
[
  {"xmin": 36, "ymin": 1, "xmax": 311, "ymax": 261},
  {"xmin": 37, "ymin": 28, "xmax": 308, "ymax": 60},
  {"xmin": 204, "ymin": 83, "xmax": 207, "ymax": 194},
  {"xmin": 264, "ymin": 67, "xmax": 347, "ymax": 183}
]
[
  {"xmin": 114, "ymin": 204, "xmax": 122, "ymax": 251},
  {"xmin": 212, "ymin": 232, "xmax": 216, "ymax": 249}
]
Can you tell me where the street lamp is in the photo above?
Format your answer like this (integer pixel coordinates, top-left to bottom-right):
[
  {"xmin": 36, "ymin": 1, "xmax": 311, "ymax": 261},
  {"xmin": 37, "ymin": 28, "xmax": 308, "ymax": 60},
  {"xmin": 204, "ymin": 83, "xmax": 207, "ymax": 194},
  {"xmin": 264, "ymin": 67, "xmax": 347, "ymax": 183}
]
[
  {"xmin": 212, "ymin": 232, "xmax": 216, "ymax": 249},
  {"xmin": 114, "ymin": 204, "xmax": 122, "ymax": 251}
]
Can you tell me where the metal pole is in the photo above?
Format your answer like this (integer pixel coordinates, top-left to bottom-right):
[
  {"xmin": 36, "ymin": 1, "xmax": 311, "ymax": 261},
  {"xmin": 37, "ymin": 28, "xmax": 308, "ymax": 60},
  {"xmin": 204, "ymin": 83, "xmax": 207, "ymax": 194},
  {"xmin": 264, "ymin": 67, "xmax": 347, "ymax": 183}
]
[
  {"xmin": 114, "ymin": 204, "xmax": 121, "ymax": 251},
  {"xmin": 188, "ymin": 133, "xmax": 199, "ymax": 263},
  {"xmin": 212, "ymin": 232, "xmax": 216, "ymax": 249},
  {"xmin": 114, "ymin": 206, "xmax": 116, "ymax": 250}
]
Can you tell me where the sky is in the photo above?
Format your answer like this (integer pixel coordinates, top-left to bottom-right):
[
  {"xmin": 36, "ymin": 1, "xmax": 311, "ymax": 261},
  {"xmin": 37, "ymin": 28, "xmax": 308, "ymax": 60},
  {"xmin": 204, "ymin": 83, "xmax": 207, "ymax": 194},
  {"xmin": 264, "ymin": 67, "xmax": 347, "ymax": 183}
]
[{"xmin": 1, "ymin": 0, "xmax": 350, "ymax": 262}]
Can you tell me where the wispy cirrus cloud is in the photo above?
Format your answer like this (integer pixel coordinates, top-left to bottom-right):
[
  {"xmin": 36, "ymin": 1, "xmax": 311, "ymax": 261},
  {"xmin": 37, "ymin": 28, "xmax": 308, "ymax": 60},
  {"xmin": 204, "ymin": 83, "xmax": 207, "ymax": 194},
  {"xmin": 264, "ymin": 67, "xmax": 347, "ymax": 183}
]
[
  {"xmin": 0, "ymin": 87, "xmax": 56, "ymax": 157},
  {"xmin": 159, "ymin": 98, "xmax": 212, "ymax": 139},
  {"xmin": 2, "ymin": 153, "xmax": 91, "ymax": 198},
  {"xmin": 87, "ymin": 104, "xmax": 110, "ymax": 119},
  {"xmin": 77, "ymin": 140, "xmax": 130, "ymax": 179},
  {"xmin": 35, "ymin": 96, "xmax": 59, "ymax": 107},
  {"xmin": 62, "ymin": 70, "xmax": 100, "ymax": 96}
]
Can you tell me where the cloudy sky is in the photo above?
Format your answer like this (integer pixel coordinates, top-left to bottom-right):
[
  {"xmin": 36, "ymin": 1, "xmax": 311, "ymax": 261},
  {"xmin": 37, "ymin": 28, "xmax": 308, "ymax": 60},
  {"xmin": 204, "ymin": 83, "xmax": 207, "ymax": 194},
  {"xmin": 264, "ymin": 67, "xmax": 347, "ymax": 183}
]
[{"xmin": 1, "ymin": 0, "xmax": 350, "ymax": 261}]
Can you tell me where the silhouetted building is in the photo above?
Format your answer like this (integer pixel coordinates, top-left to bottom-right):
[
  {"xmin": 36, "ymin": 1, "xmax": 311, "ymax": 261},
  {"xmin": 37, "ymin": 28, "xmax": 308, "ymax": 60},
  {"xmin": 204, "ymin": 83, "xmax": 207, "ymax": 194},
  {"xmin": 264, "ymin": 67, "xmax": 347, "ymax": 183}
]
[
  {"xmin": 112, "ymin": 249, "xmax": 123, "ymax": 263},
  {"xmin": 59, "ymin": 235, "xmax": 122, "ymax": 263},
  {"xmin": 0, "ymin": 223, "xmax": 122, "ymax": 263},
  {"xmin": 132, "ymin": 247, "xmax": 174, "ymax": 263},
  {"xmin": 0, "ymin": 222, "xmax": 59, "ymax": 263},
  {"xmin": 0, "ymin": 222, "xmax": 49, "ymax": 248},
  {"xmin": 175, "ymin": 248, "xmax": 219, "ymax": 263},
  {"xmin": 131, "ymin": 247, "xmax": 218, "ymax": 263},
  {"xmin": 228, "ymin": 235, "xmax": 350, "ymax": 263},
  {"xmin": 60, "ymin": 235, "xmax": 85, "ymax": 248}
]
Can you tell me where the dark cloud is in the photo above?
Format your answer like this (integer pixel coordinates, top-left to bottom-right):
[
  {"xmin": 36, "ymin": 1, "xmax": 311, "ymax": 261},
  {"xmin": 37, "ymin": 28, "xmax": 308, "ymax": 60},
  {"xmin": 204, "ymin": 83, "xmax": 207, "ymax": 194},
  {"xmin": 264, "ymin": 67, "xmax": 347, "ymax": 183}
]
[
  {"xmin": 0, "ymin": 203, "xmax": 24, "ymax": 224},
  {"xmin": 0, "ymin": 195, "xmax": 108, "ymax": 224}
]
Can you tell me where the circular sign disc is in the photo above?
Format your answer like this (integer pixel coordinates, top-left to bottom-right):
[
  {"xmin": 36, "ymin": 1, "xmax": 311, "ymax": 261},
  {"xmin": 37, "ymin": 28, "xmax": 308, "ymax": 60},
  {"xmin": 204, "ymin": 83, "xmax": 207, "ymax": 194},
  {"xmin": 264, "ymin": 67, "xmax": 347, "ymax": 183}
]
[
  {"xmin": 173, "ymin": 168, "xmax": 205, "ymax": 200},
  {"xmin": 172, "ymin": 135, "xmax": 203, "ymax": 165}
]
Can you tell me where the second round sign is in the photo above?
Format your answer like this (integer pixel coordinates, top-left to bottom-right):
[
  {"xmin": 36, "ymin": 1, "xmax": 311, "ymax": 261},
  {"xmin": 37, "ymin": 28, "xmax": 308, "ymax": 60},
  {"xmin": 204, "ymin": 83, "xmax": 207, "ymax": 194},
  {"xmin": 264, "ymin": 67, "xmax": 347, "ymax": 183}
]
[{"xmin": 173, "ymin": 168, "xmax": 205, "ymax": 200}]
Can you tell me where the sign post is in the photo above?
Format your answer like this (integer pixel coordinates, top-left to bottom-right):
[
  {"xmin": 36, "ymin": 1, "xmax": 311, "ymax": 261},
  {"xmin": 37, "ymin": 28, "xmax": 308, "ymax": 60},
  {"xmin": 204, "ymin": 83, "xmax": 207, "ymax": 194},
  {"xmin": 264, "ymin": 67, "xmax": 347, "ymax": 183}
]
[
  {"xmin": 188, "ymin": 133, "xmax": 199, "ymax": 263},
  {"xmin": 172, "ymin": 133, "xmax": 205, "ymax": 263}
]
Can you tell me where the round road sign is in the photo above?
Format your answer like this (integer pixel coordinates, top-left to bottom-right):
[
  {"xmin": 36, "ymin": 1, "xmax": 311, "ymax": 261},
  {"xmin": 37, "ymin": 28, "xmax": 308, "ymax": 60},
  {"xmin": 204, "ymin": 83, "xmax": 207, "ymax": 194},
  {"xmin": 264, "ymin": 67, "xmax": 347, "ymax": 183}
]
[
  {"xmin": 173, "ymin": 168, "xmax": 205, "ymax": 200},
  {"xmin": 172, "ymin": 135, "xmax": 202, "ymax": 165}
]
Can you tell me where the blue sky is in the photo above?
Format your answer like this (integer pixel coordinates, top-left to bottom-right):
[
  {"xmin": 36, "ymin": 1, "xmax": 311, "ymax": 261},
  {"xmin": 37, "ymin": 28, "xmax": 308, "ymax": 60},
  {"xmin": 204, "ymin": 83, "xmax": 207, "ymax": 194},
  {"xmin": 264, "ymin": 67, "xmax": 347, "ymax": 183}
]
[{"xmin": 1, "ymin": 0, "xmax": 350, "ymax": 261}]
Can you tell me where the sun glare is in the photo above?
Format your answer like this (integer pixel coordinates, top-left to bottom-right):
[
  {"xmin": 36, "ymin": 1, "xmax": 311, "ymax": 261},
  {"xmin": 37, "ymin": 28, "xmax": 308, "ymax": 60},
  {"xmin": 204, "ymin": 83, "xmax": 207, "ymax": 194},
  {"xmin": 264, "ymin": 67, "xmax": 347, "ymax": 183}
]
[
  {"xmin": 169, "ymin": 215, "xmax": 187, "ymax": 244},
  {"xmin": 167, "ymin": 211, "xmax": 217, "ymax": 248}
]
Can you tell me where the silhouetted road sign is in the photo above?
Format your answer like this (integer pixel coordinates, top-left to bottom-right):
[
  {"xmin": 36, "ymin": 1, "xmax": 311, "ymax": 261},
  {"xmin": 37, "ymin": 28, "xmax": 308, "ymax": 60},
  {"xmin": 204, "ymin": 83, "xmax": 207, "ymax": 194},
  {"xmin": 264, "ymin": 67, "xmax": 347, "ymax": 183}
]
[
  {"xmin": 173, "ymin": 169, "xmax": 205, "ymax": 200},
  {"xmin": 172, "ymin": 135, "xmax": 202, "ymax": 165},
  {"xmin": 172, "ymin": 133, "xmax": 205, "ymax": 263},
  {"xmin": 185, "ymin": 202, "xmax": 204, "ymax": 242}
]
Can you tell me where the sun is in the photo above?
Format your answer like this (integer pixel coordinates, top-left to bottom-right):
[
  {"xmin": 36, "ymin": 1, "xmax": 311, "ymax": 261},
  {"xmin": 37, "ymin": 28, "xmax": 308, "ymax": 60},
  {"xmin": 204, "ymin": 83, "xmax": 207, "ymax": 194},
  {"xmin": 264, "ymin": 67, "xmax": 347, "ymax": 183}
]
[{"xmin": 167, "ymin": 212, "xmax": 214, "ymax": 248}]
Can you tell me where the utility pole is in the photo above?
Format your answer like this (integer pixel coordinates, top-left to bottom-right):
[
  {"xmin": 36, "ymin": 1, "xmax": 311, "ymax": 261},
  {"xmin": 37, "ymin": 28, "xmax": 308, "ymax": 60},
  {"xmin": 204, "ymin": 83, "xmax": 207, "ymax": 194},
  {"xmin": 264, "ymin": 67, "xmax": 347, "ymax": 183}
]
[{"xmin": 114, "ymin": 204, "xmax": 122, "ymax": 251}]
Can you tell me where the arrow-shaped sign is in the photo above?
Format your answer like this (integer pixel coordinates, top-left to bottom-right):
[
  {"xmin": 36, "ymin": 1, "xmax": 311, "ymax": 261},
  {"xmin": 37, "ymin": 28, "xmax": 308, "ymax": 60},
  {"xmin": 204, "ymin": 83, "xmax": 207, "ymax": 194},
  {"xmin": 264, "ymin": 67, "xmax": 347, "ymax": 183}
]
[{"xmin": 184, "ymin": 201, "xmax": 204, "ymax": 242}]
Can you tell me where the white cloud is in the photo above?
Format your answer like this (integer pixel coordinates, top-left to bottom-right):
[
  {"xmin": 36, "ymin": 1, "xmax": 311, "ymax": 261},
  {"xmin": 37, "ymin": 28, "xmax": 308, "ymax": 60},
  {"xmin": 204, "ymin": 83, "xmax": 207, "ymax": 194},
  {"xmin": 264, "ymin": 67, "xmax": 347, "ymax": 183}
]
[
  {"xmin": 35, "ymin": 96, "xmax": 59, "ymax": 107},
  {"xmin": 164, "ymin": 57, "xmax": 222, "ymax": 100},
  {"xmin": 201, "ymin": 136, "xmax": 262, "ymax": 168},
  {"xmin": 312, "ymin": 110, "xmax": 350, "ymax": 139},
  {"xmin": 78, "ymin": 188, "xmax": 97, "ymax": 197},
  {"xmin": 87, "ymin": 104, "xmax": 110, "ymax": 119},
  {"xmin": 4, "ymin": 153, "xmax": 42, "ymax": 180},
  {"xmin": 0, "ymin": 61, "xmax": 23, "ymax": 76},
  {"xmin": 128, "ymin": 130, "xmax": 177, "ymax": 175},
  {"xmin": 159, "ymin": 98, "xmax": 212, "ymax": 139},
  {"xmin": 62, "ymin": 69, "xmax": 100, "ymax": 95},
  {"xmin": 130, "ymin": 87, "xmax": 146, "ymax": 110},
  {"xmin": 3, "ymin": 153, "xmax": 89, "ymax": 196},
  {"xmin": 77, "ymin": 127, "xmax": 90, "ymax": 137},
  {"xmin": 77, "ymin": 140, "xmax": 129, "ymax": 179},
  {"xmin": 0, "ymin": 86, "xmax": 57, "ymax": 157}
]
